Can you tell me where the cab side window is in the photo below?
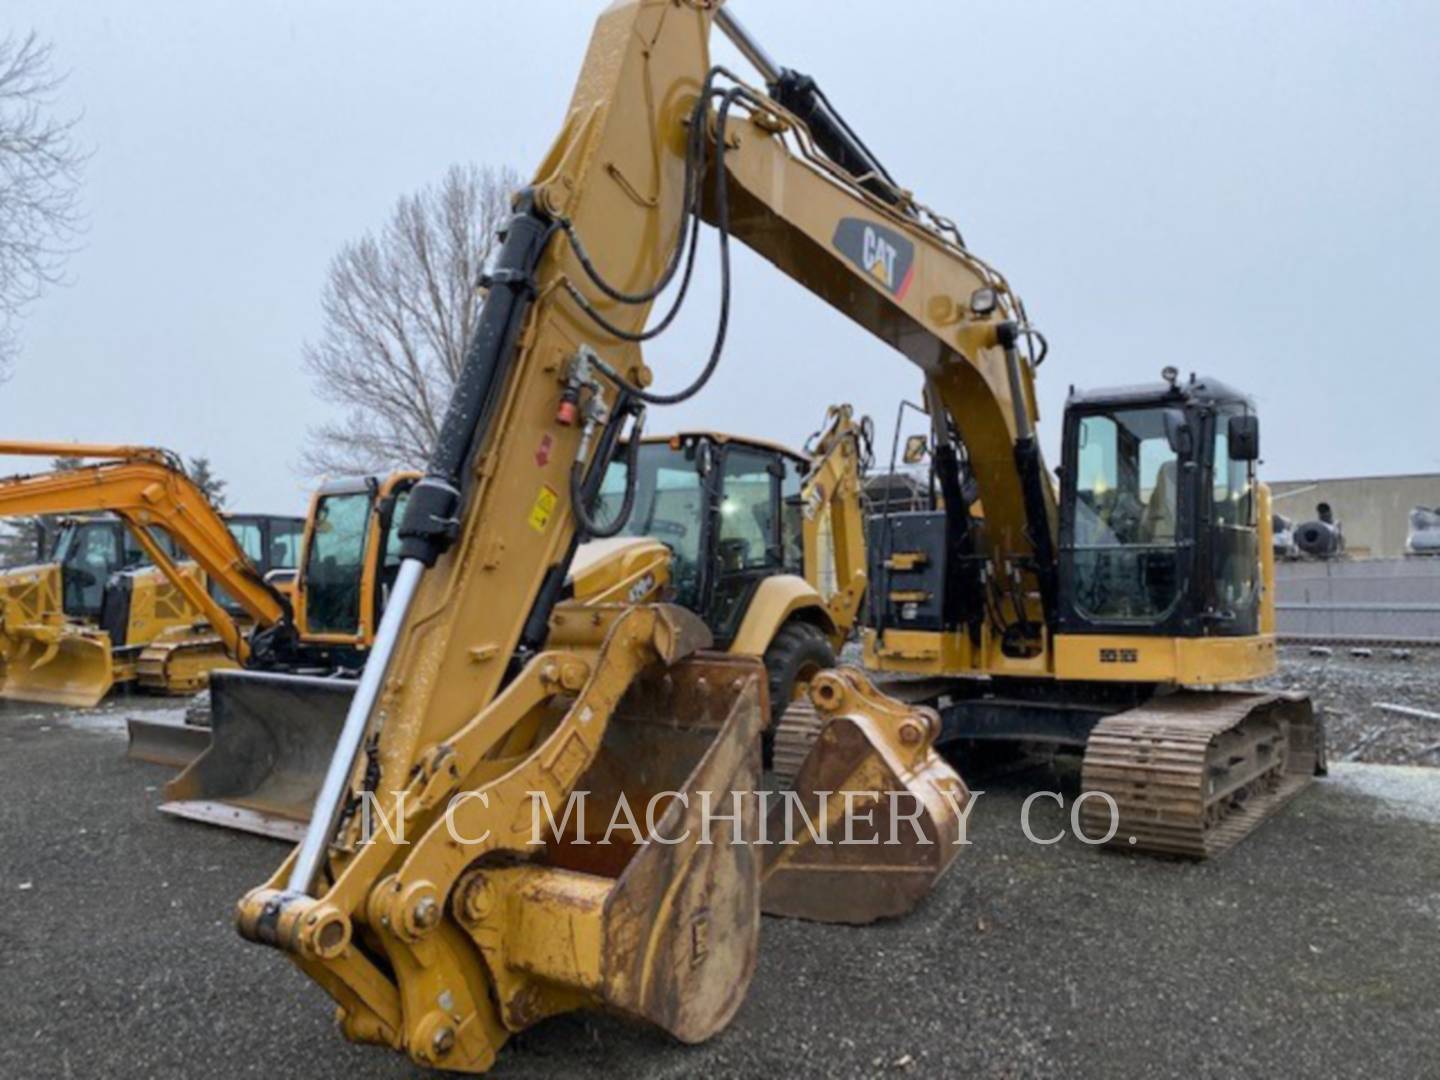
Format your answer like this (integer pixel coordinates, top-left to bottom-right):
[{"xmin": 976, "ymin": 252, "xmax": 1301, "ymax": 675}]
[
  {"xmin": 717, "ymin": 448, "xmax": 779, "ymax": 571},
  {"xmin": 781, "ymin": 457, "xmax": 804, "ymax": 573}
]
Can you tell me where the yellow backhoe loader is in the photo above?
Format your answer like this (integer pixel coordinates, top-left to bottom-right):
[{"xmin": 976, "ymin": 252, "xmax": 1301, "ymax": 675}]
[
  {"xmin": 0, "ymin": 443, "xmax": 301, "ymax": 706},
  {"xmin": 227, "ymin": 3, "xmax": 1317, "ymax": 1071}
]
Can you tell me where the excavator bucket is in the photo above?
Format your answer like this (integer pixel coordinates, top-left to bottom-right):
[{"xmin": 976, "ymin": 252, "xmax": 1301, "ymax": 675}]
[
  {"xmin": 762, "ymin": 668, "xmax": 970, "ymax": 924},
  {"xmin": 459, "ymin": 653, "xmax": 767, "ymax": 1045},
  {"xmin": 0, "ymin": 624, "xmax": 115, "ymax": 708},
  {"xmin": 158, "ymin": 669, "xmax": 355, "ymax": 840}
]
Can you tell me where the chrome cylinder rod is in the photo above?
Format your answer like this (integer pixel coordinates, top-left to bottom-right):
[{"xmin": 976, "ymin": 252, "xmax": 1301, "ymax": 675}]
[
  {"xmin": 287, "ymin": 557, "xmax": 424, "ymax": 895},
  {"xmin": 714, "ymin": 7, "xmax": 781, "ymax": 86}
]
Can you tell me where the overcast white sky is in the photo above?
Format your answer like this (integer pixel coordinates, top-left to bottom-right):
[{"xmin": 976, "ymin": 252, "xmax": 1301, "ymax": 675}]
[{"xmin": 2, "ymin": 1, "xmax": 1437, "ymax": 514}]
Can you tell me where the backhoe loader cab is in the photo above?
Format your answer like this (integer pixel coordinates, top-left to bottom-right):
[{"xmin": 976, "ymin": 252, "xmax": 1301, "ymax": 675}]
[
  {"xmin": 594, "ymin": 433, "xmax": 813, "ymax": 647},
  {"xmin": 291, "ymin": 473, "xmax": 416, "ymax": 665}
]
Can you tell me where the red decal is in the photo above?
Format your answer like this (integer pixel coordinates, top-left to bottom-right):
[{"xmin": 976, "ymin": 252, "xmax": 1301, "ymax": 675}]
[
  {"xmin": 896, "ymin": 262, "xmax": 916, "ymax": 302},
  {"xmin": 535, "ymin": 433, "xmax": 554, "ymax": 468}
]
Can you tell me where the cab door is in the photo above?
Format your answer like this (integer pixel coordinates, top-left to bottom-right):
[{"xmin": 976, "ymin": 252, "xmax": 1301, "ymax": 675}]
[{"xmin": 703, "ymin": 445, "xmax": 785, "ymax": 646}]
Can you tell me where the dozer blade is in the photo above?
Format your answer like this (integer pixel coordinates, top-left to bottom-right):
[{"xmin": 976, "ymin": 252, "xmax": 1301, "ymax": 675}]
[
  {"xmin": 125, "ymin": 713, "xmax": 213, "ymax": 769},
  {"xmin": 1079, "ymin": 690, "xmax": 1325, "ymax": 859},
  {"xmin": 0, "ymin": 627, "xmax": 115, "ymax": 708},
  {"xmin": 159, "ymin": 668, "xmax": 355, "ymax": 840},
  {"xmin": 762, "ymin": 667, "xmax": 971, "ymax": 925}
]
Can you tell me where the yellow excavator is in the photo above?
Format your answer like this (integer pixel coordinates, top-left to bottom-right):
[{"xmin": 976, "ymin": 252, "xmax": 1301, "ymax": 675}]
[
  {"xmin": 0, "ymin": 442, "xmax": 302, "ymax": 706},
  {"xmin": 225, "ymin": 3, "xmax": 1318, "ymax": 1071}
]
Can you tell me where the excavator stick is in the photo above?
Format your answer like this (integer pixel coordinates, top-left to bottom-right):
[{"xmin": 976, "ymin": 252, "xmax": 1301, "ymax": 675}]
[
  {"xmin": 0, "ymin": 623, "xmax": 116, "ymax": 708},
  {"xmin": 159, "ymin": 669, "xmax": 355, "ymax": 840},
  {"xmin": 1079, "ymin": 691, "xmax": 1326, "ymax": 859},
  {"xmin": 762, "ymin": 668, "xmax": 969, "ymax": 924}
]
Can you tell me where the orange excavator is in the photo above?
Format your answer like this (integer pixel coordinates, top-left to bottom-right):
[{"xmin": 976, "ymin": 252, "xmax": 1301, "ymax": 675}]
[{"xmin": 0, "ymin": 442, "xmax": 296, "ymax": 706}]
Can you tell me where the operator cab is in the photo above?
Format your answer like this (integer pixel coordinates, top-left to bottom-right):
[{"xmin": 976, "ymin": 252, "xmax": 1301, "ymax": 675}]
[
  {"xmin": 210, "ymin": 513, "xmax": 306, "ymax": 615},
  {"xmin": 297, "ymin": 474, "xmax": 417, "ymax": 652},
  {"xmin": 594, "ymin": 433, "xmax": 808, "ymax": 647},
  {"xmin": 46, "ymin": 515, "xmax": 181, "ymax": 620},
  {"xmin": 1057, "ymin": 370, "xmax": 1261, "ymax": 638}
]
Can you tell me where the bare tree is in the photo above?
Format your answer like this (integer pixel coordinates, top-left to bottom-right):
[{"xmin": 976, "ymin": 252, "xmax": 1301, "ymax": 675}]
[
  {"xmin": 302, "ymin": 164, "xmax": 521, "ymax": 476},
  {"xmin": 0, "ymin": 32, "xmax": 85, "ymax": 378}
]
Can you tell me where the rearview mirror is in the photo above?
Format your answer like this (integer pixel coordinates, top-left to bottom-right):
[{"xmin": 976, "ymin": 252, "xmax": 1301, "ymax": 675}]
[
  {"xmin": 1163, "ymin": 409, "xmax": 1193, "ymax": 456},
  {"xmin": 903, "ymin": 435, "xmax": 929, "ymax": 465},
  {"xmin": 1228, "ymin": 414, "xmax": 1260, "ymax": 461}
]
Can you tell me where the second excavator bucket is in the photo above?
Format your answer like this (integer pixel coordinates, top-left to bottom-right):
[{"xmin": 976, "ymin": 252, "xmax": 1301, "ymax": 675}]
[
  {"xmin": 0, "ymin": 623, "xmax": 115, "ymax": 708},
  {"xmin": 159, "ymin": 669, "xmax": 355, "ymax": 840},
  {"xmin": 762, "ymin": 668, "xmax": 970, "ymax": 925}
]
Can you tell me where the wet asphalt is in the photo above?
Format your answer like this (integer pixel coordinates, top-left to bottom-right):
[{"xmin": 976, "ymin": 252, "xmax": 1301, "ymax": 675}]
[{"xmin": 1, "ymin": 698, "xmax": 1437, "ymax": 1080}]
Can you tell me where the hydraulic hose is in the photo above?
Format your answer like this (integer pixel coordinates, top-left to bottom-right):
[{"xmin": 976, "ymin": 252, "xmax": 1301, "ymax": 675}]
[{"xmin": 570, "ymin": 404, "xmax": 645, "ymax": 539}]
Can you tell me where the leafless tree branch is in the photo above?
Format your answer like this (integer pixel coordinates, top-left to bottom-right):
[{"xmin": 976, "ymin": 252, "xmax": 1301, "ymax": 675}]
[
  {"xmin": 301, "ymin": 163, "xmax": 520, "ymax": 476},
  {"xmin": 0, "ymin": 31, "xmax": 87, "ymax": 378}
]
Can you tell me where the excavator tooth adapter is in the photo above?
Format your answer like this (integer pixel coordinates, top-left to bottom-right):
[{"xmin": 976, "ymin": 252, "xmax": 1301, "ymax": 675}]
[
  {"xmin": 158, "ymin": 670, "xmax": 356, "ymax": 840},
  {"xmin": 1080, "ymin": 690, "xmax": 1326, "ymax": 859},
  {"xmin": 761, "ymin": 667, "xmax": 970, "ymax": 925},
  {"xmin": 0, "ymin": 620, "xmax": 116, "ymax": 709},
  {"xmin": 236, "ymin": 605, "xmax": 765, "ymax": 1073}
]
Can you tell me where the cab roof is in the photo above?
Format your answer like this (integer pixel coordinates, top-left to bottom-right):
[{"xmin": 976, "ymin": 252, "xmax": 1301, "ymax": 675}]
[
  {"xmin": 1066, "ymin": 374, "xmax": 1253, "ymax": 412},
  {"xmin": 639, "ymin": 431, "xmax": 808, "ymax": 465}
]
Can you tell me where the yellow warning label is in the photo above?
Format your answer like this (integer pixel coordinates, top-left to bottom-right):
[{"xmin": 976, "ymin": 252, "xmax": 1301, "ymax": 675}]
[{"xmin": 528, "ymin": 485, "xmax": 559, "ymax": 532}]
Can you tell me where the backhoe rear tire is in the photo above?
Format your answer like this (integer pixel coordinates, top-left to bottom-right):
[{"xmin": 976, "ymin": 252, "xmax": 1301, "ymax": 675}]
[{"xmin": 761, "ymin": 621, "xmax": 835, "ymax": 770}]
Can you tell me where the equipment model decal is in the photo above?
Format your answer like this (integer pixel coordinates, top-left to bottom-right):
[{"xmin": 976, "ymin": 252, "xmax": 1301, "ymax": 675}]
[{"xmin": 833, "ymin": 218, "xmax": 916, "ymax": 299}]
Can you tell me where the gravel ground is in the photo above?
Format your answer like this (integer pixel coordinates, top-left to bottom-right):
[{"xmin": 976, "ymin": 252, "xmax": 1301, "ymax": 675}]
[
  {"xmin": 1266, "ymin": 646, "xmax": 1440, "ymax": 766},
  {"xmin": 2, "ymin": 697, "xmax": 1438, "ymax": 1079}
]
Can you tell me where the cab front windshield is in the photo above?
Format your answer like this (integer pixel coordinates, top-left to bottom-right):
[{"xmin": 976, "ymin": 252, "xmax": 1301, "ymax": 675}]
[
  {"xmin": 1068, "ymin": 407, "xmax": 1182, "ymax": 622},
  {"xmin": 595, "ymin": 444, "xmax": 703, "ymax": 609}
]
